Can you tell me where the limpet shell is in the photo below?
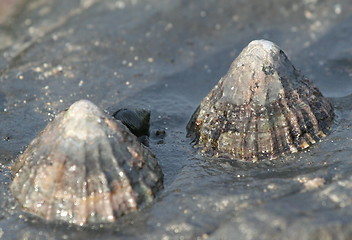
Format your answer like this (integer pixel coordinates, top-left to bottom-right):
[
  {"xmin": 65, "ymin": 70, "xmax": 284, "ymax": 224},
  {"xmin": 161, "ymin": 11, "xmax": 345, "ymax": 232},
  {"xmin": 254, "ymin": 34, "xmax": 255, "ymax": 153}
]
[
  {"xmin": 187, "ymin": 40, "xmax": 334, "ymax": 161},
  {"xmin": 113, "ymin": 108, "xmax": 150, "ymax": 137},
  {"xmin": 10, "ymin": 100, "xmax": 163, "ymax": 225}
]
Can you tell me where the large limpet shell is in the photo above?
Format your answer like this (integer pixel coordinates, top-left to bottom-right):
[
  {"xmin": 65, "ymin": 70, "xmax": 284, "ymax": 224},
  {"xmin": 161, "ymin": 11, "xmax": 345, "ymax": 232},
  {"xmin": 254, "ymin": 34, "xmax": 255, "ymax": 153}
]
[
  {"xmin": 187, "ymin": 40, "xmax": 334, "ymax": 161},
  {"xmin": 10, "ymin": 100, "xmax": 163, "ymax": 225}
]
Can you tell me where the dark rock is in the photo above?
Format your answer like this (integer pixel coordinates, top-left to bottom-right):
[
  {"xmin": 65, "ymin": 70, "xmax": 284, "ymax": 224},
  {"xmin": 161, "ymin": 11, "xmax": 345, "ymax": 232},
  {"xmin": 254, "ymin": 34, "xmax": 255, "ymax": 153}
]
[{"xmin": 112, "ymin": 108, "xmax": 150, "ymax": 138}]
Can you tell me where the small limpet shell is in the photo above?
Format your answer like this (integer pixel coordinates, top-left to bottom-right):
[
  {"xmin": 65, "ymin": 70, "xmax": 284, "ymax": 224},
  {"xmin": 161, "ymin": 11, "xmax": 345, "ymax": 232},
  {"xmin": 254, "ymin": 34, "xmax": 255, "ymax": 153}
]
[
  {"xmin": 187, "ymin": 40, "xmax": 334, "ymax": 161},
  {"xmin": 10, "ymin": 100, "xmax": 163, "ymax": 225},
  {"xmin": 113, "ymin": 108, "xmax": 150, "ymax": 137}
]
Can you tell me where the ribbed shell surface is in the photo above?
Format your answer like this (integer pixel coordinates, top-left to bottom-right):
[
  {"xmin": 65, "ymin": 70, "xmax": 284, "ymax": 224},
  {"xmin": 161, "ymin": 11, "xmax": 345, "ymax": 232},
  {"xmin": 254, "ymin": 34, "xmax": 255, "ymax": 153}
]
[
  {"xmin": 187, "ymin": 40, "xmax": 334, "ymax": 161},
  {"xmin": 10, "ymin": 100, "xmax": 163, "ymax": 225}
]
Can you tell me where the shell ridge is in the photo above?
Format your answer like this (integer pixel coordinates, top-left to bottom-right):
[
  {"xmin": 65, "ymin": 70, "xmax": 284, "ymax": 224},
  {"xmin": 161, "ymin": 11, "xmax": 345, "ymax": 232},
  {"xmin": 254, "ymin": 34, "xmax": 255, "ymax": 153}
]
[
  {"xmin": 59, "ymin": 156, "xmax": 78, "ymax": 222},
  {"xmin": 135, "ymin": 147, "xmax": 163, "ymax": 204},
  {"xmin": 295, "ymin": 86, "xmax": 322, "ymax": 137},
  {"xmin": 303, "ymin": 87, "xmax": 333, "ymax": 134},
  {"xmin": 72, "ymin": 142, "xmax": 88, "ymax": 225},
  {"xmin": 235, "ymin": 108, "xmax": 245, "ymax": 159},
  {"xmin": 255, "ymin": 108, "xmax": 265, "ymax": 159},
  {"xmin": 21, "ymin": 134, "xmax": 60, "ymax": 217},
  {"xmin": 203, "ymin": 107, "xmax": 220, "ymax": 153},
  {"xmin": 109, "ymin": 136, "xmax": 139, "ymax": 214},
  {"xmin": 51, "ymin": 155, "xmax": 69, "ymax": 220},
  {"xmin": 15, "ymin": 164, "xmax": 33, "ymax": 212},
  {"xmin": 253, "ymin": 113, "xmax": 260, "ymax": 161},
  {"xmin": 246, "ymin": 71, "xmax": 269, "ymax": 160},
  {"xmin": 82, "ymin": 141, "xmax": 90, "ymax": 224},
  {"xmin": 289, "ymin": 107, "xmax": 308, "ymax": 149},
  {"xmin": 242, "ymin": 102, "xmax": 255, "ymax": 159},
  {"xmin": 143, "ymin": 151, "xmax": 163, "ymax": 193},
  {"xmin": 259, "ymin": 106, "xmax": 274, "ymax": 159},
  {"xmin": 282, "ymin": 93, "xmax": 304, "ymax": 146},
  {"xmin": 286, "ymin": 90, "xmax": 312, "ymax": 148},
  {"xmin": 84, "ymin": 140, "xmax": 105, "ymax": 223},
  {"xmin": 244, "ymin": 109, "xmax": 258, "ymax": 160},
  {"xmin": 263, "ymin": 86, "xmax": 279, "ymax": 158},
  {"xmin": 266, "ymin": 103, "xmax": 281, "ymax": 158},
  {"xmin": 277, "ymin": 96, "xmax": 299, "ymax": 152},
  {"xmin": 15, "ymin": 153, "xmax": 38, "ymax": 210},
  {"xmin": 28, "ymin": 136, "xmax": 67, "ymax": 221},
  {"xmin": 291, "ymin": 88, "xmax": 320, "ymax": 143},
  {"xmin": 23, "ymin": 143, "xmax": 49, "ymax": 196},
  {"xmin": 270, "ymin": 103, "xmax": 286, "ymax": 156},
  {"xmin": 12, "ymin": 159, "xmax": 29, "ymax": 203},
  {"xmin": 99, "ymin": 131, "xmax": 136, "ymax": 220},
  {"xmin": 277, "ymin": 98, "xmax": 294, "ymax": 153},
  {"xmin": 91, "ymin": 140, "xmax": 116, "ymax": 222},
  {"xmin": 97, "ymin": 140, "xmax": 116, "ymax": 222},
  {"xmin": 297, "ymin": 103, "xmax": 319, "ymax": 142}
]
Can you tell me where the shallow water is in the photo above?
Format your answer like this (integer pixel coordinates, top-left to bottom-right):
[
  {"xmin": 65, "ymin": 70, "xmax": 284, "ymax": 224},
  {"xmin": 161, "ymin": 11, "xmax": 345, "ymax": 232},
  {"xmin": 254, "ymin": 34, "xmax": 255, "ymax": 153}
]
[{"xmin": 1, "ymin": 0, "xmax": 352, "ymax": 239}]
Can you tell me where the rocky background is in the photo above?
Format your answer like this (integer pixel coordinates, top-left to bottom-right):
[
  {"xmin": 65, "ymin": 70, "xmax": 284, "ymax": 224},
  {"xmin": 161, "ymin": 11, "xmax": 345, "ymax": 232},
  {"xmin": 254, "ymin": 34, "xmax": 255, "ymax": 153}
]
[{"xmin": 1, "ymin": 0, "xmax": 352, "ymax": 239}]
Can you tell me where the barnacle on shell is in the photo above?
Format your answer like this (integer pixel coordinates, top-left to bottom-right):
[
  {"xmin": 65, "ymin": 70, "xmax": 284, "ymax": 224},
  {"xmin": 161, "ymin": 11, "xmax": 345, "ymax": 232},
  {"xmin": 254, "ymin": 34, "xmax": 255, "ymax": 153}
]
[
  {"xmin": 10, "ymin": 100, "xmax": 163, "ymax": 225},
  {"xmin": 187, "ymin": 40, "xmax": 334, "ymax": 161}
]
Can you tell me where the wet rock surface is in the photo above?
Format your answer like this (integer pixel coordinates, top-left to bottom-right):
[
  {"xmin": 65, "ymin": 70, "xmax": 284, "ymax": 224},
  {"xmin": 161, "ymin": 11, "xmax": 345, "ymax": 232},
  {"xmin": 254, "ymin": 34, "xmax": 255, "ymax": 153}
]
[{"xmin": 1, "ymin": 0, "xmax": 352, "ymax": 239}]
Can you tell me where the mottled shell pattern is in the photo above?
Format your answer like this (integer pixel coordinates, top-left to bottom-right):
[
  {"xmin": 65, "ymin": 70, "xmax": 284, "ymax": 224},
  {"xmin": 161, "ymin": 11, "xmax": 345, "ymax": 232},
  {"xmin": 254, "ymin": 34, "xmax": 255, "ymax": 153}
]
[
  {"xmin": 11, "ymin": 100, "xmax": 163, "ymax": 225},
  {"xmin": 187, "ymin": 40, "xmax": 334, "ymax": 161}
]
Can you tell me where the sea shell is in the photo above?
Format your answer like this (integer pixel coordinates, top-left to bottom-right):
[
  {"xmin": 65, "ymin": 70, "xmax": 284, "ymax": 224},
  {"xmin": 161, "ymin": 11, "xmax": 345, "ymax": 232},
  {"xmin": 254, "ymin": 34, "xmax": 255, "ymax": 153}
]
[
  {"xmin": 10, "ymin": 100, "xmax": 163, "ymax": 225},
  {"xmin": 187, "ymin": 40, "xmax": 334, "ymax": 161},
  {"xmin": 112, "ymin": 108, "xmax": 150, "ymax": 137}
]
